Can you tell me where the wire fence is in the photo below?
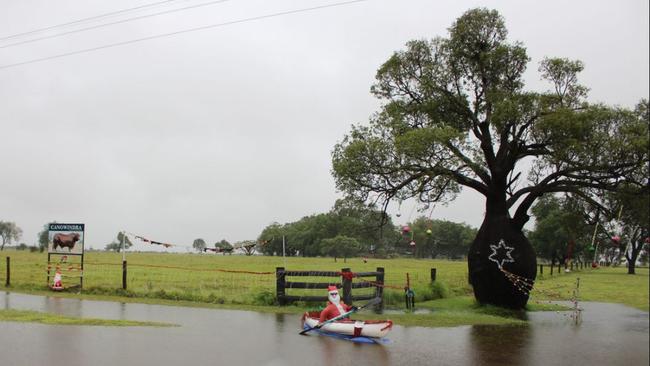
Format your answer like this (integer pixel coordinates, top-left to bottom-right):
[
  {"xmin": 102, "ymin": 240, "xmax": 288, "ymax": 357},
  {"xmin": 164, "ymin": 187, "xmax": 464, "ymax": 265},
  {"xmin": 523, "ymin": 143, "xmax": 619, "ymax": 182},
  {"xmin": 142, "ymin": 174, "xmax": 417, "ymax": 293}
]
[
  {"xmin": 1, "ymin": 253, "xmax": 599, "ymax": 307},
  {"xmin": 1, "ymin": 254, "xmax": 440, "ymax": 306}
]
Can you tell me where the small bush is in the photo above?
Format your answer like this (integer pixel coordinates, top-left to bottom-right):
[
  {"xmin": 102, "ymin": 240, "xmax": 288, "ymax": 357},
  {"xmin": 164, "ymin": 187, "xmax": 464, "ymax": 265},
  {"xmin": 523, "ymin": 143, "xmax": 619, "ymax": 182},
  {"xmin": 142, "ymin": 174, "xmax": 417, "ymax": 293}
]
[
  {"xmin": 428, "ymin": 281, "xmax": 449, "ymax": 300},
  {"xmin": 252, "ymin": 290, "xmax": 276, "ymax": 306},
  {"xmin": 381, "ymin": 289, "xmax": 404, "ymax": 306}
]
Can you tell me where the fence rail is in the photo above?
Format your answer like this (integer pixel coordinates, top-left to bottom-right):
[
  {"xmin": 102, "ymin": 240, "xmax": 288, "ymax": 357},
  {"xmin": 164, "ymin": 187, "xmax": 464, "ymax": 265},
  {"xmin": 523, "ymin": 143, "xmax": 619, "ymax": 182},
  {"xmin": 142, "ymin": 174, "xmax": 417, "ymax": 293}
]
[{"xmin": 276, "ymin": 267, "xmax": 385, "ymax": 308}]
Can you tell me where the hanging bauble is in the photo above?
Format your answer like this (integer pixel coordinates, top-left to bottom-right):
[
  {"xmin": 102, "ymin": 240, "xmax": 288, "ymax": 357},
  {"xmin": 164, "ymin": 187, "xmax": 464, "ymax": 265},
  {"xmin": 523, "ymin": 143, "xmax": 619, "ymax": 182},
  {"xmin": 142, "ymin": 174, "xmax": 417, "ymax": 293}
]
[
  {"xmin": 645, "ymin": 237, "xmax": 650, "ymax": 244},
  {"xmin": 588, "ymin": 245, "xmax": 595, "ymax": 252},
  {"xmin": 426, "ymin": 229, "xmax": 432, "ymax": 235},
  {"xmin": 409, "ymin": 240, "xmax": 416, "ymax": 246},
  {"xmin": 402, "ymin": 225, "xmax": 411, "ymax": 234},
  {"xmin": 396, "ymin": 213, "xmax": 401, "ymax": 217},
  {"xmin": 611, "ymin": 236, "xmax": 621, "ymax": 245}
]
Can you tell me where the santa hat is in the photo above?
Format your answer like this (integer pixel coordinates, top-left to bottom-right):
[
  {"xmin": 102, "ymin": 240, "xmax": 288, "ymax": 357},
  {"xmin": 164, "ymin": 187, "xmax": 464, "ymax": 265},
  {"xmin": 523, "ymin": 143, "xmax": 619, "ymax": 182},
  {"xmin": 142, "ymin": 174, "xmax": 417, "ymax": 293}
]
[{"xmin": 328, "ymin": 285, "xmax": 338, "ymax": 293}]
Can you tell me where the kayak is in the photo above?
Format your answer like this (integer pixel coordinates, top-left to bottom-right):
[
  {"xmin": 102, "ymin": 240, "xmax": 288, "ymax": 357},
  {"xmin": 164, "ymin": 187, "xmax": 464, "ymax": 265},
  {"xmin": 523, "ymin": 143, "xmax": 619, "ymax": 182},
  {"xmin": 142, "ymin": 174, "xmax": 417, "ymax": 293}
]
[
  {"xmin": 301, "ymin": 323, "xmax": 391, "ymax": 344},
  {"xmin": 301, "ymin": 311, "xmax": 393, "ymax": 340}
]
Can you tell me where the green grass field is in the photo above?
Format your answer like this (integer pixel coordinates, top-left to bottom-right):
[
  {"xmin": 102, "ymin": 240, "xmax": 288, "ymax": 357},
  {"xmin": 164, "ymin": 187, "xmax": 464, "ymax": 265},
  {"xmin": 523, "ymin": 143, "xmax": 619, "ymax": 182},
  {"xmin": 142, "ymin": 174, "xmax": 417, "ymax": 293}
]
[{"xmin": 1, "ymin": 250, "xmax": 647, "ymax": 327}]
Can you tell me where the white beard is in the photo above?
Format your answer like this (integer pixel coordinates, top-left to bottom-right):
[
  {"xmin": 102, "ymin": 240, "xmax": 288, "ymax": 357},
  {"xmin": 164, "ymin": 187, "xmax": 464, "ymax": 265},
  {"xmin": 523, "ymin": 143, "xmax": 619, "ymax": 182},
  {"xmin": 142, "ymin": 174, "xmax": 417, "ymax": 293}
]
[{"xmin": 328, "ymin": 292, "xmax": 345, "ymax": 315}]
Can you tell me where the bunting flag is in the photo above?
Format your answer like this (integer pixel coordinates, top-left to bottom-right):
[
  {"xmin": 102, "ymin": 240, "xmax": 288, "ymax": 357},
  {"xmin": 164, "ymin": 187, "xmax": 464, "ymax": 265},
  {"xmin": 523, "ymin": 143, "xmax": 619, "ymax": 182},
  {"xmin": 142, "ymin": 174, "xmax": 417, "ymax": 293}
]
[{"xmin": 126, "ymin": 232, "xmax": 182, "ymax": 249}]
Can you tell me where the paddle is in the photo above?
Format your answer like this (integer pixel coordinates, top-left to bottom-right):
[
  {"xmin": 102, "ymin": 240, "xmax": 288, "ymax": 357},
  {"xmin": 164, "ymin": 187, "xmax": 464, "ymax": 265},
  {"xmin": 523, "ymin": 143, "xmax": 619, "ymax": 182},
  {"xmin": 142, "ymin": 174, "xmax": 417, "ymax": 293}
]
[{"xmin": 300, "ymin": 297, "xmax": 382, "ymax": 335}]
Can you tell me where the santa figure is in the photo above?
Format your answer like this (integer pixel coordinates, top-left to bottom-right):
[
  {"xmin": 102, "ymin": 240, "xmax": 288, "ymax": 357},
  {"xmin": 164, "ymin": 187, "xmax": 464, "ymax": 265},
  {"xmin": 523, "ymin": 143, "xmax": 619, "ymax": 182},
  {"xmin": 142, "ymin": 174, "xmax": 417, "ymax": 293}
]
[
  {"xmin": 319, "ymin": 285, "xmax": 354, "ymax": 323},
  {"xmin": 52, "ymin": 268, "xmax": 63, "ymax": 290}
]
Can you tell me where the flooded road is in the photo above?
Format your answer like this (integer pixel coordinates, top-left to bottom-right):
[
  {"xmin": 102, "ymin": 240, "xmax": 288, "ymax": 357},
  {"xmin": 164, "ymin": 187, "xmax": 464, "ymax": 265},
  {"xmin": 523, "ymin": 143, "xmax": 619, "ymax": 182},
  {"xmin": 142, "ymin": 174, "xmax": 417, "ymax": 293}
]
[{"xmin": 1, "ymin": 292, "xmax": 647, "ymax": 366}]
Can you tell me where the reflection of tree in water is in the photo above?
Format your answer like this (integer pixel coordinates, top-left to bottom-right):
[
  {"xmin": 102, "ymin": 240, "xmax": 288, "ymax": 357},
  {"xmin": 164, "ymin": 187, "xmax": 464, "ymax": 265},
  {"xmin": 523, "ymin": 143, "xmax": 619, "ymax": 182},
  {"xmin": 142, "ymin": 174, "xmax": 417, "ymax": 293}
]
[
  {"xmin": 274, "ymin": 313, "xmax": 286, "ymax": 333},
  {"xmin": 469, "ymin": 325, "xmax": 532, "ymax": 366}
]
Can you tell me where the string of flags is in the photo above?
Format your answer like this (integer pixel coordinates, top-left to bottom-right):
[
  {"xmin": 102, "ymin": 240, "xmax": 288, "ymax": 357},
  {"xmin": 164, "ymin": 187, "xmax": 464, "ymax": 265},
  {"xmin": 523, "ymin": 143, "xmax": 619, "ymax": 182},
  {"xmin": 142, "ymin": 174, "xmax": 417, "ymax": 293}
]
[{"xmin": 126, "ymin": 232, "xmax": 181, "ymax": 248}]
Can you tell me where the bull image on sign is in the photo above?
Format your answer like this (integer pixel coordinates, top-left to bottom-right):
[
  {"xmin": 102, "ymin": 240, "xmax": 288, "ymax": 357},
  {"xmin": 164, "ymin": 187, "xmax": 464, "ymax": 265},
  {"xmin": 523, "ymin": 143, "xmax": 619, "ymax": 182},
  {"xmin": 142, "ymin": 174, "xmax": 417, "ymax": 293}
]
[{"xmin": 48, "ymin": 224, "xmax": 84, "ymax": 255}]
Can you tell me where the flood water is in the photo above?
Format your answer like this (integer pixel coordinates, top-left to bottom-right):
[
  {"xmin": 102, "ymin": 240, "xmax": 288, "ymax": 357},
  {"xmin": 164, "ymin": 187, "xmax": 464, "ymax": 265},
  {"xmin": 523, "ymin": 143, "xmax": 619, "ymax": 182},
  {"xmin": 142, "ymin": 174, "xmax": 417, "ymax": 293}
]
[{"xmin": 0, "ymin": 292, "xmax": 647, "ymax": 366}]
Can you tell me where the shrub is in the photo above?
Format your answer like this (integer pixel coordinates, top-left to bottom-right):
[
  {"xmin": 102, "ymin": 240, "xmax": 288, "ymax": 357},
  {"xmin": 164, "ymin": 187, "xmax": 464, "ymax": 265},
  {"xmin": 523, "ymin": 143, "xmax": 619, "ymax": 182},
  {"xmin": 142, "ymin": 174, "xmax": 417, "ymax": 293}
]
[{"xmin": 252, "ymin": 290, "xmax": 276, "ymax": 306}]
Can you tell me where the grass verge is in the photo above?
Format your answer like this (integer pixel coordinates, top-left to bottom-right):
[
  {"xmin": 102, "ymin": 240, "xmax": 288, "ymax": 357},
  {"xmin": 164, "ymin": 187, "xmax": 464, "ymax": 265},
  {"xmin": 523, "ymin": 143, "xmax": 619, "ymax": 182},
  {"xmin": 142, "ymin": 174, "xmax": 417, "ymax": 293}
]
[{"xmin": 0, "ymin": 309, "xmax": 175, "ymax": 326}]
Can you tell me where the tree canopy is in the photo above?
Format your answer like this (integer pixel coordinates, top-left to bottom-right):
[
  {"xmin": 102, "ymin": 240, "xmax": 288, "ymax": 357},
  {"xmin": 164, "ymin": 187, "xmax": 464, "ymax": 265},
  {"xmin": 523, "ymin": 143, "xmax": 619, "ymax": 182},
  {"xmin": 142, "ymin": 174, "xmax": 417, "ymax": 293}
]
[
  {"xmin": 0, "ymin": 221, "xmax": 22, "ymax": 251},
  {"xmin": 320, "ymin": 235, "xmax": 362, "ymax": 262},
  {"xmin": 257, "ymin": 198, "xmax": 398, "ymax": 257},
  {"xmin": 37, "ymin": 223, "xmax": 51, "ymax": 252},
  {"xmin": 529, "ymin": 196, "xmax": 592, "ymax": 265},
  {"xmin": 406, "ymin": 217, "xmax": 476, "ymax": 259},
  {"xmin": 105, "ymin": 232, "xmax": 133, "ymax": 252},
  {"xmin": 192, "ymin": 238, "xmax": 207, "ymax": 252},
  {"xmin": 332, "ymin": 9, "xmax": 647, "ymax": 228},
  {"xmin": 331, "ymin": 8, "xmax": 648, "ymax": 308}
]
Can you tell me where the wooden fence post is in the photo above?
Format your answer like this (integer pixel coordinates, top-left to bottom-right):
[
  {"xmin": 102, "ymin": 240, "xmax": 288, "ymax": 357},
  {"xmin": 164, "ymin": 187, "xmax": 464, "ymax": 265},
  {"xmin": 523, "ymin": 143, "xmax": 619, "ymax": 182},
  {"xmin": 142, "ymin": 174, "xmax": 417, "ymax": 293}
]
[
  {"xmin": 122, "ymin": 260, "xmax": 127, "ymax": 290},
  {"xmin": 276, "ymin": 267, "xmax": 286, "ymax": 305},
  {"xmin": 5, "ymin": 256, "xmax": 10, "ymax": 287},
  {"xmin": 341, "ymin": 268, "xmax": 352, "ymax": 305},
  {"xmin": 430, "ymin": 268, "xmax": 437, "ymax": 283},
  {"xmin": 550, "ymin": 264, "xmax": 554, "ymax": 275},
  {"xmin": 375, "ymin": 267, "xmax": 384, "ymax": 311},
  {"xmin": 539, "ymin": 264, "xmax": 543, "ymax": 276}
]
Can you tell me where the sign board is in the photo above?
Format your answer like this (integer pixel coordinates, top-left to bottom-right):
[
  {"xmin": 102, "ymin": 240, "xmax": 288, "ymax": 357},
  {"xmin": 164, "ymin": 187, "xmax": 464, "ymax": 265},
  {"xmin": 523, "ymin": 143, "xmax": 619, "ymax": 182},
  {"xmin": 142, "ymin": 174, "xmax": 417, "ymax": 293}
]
[{"xmin": 48, "ymin": 223, "xmax": 85, "ymax": 255}]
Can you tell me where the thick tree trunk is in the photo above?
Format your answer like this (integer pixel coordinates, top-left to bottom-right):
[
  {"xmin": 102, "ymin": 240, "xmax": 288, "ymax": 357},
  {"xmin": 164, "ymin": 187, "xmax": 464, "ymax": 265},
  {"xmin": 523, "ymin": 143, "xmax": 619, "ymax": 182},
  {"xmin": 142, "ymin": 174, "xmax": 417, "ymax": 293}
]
[
  {"xmin": 468, "ymin": 197, "xmax": 537, "ymax": 309},
  {"xmin": 626, "ymin": 246, "xmax": 641, "ymax": 275}
]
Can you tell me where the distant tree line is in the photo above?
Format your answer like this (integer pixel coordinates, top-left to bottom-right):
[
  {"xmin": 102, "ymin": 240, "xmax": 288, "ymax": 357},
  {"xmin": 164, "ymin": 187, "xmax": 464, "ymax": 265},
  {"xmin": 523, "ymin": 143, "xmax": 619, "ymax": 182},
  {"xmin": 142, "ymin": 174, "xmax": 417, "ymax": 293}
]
[
  {"xmin": 256, "ymin": 198, "xmax": 476, "ymax": 260},
  {"xmin": 529, "ymin": 184, "xmax": 649, "ymax": 274}
]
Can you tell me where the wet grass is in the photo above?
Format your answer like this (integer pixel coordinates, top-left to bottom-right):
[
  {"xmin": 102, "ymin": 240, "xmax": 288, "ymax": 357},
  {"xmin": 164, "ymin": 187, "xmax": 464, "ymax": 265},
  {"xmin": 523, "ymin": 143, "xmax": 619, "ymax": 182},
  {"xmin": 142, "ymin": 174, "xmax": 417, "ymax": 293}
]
[
  {"xmin": 0, "ymin": 309, "xmax": 175, "ymax": 326},
  {"xmin": 533, "ymin": 266, "xmax": 649, "ymax": 311},
  {"xmin": 1, "ymin": 250, "xmax": 646, "ymax": 328}
]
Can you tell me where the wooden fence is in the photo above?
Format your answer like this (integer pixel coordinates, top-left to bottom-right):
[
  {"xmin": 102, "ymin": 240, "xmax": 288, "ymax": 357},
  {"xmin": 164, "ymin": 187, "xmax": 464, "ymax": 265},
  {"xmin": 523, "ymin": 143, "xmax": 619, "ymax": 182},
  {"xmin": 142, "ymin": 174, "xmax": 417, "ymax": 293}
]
[
  {"xmin": 276, "ymin": 267, "xmax": 384, "ymax": 307},
  {"xmin": 538, "ymin": 260, "xmax": 591, "ymax": 276}
]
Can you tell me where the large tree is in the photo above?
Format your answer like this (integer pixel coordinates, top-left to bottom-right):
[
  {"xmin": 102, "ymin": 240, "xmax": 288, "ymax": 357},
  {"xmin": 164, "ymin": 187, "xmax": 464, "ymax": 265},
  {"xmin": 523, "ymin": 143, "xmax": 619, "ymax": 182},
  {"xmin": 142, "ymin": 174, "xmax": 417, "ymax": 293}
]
[
  {"xmin": 105, "ymin": 232, "xmax": 133, "ymax": 252},
  {"xmin": 594, "ymin": 181, "xmax": 649, "ymax": 274},
  {"xmin": 615, "ymin": 186, "xmax": 649, "ymax": 274},
  {"xmin": 407, "ymin": 217, "xmax": 476, "ymax": 259},
  {"xmin": 192, "ymin": 238, "xmax": 207, "ymax": 252},
  {"xmin": 529, "ymin": 196, "xmax": 592, "ymax": 266},
  {"xmin": 37, "ymin": 223, "xmax": 51, "ymax": 252},
  {"xmin": 0, "ymin": 221, "xmax": 22, "ymax": 251},
  {"xmin": 320, "ymin": 235, "xmax": 362, "ymax": 262},
  {"xmin": 332, "ymin": 9, "xmax": 648, "ymax": 308}
]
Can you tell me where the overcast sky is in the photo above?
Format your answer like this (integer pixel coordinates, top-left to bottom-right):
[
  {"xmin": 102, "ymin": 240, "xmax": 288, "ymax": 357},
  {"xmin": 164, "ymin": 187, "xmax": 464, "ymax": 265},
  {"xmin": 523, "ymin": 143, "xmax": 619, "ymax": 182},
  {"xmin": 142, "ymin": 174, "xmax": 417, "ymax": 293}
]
[{"xmin": 1, "ymin": 0, "xmax": 648, "ymax": 251}]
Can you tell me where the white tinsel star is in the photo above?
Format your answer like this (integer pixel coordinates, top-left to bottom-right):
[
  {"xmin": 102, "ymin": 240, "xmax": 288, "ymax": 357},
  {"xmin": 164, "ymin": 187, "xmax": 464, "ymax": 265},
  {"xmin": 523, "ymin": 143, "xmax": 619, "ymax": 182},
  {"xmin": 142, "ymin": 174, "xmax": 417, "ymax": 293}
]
[{"xmin": 488, "ymin": 239, "xmax": 515, "ymax": 269}]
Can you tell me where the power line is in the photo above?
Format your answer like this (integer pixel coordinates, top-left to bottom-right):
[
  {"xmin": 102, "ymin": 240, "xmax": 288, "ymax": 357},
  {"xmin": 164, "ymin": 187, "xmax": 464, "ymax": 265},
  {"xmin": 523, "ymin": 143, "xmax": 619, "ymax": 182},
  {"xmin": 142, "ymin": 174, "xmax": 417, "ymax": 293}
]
[
  {"xmin": 0, "ymin": 0, "xmax": 368, "ymax": 71},
  {"xmin": 0, "ymin": 0, "xmax": 231, "ymax": 50},
  {"xmin": 0, "ymin": 0, "xmax": 187, "ymax": 42}
]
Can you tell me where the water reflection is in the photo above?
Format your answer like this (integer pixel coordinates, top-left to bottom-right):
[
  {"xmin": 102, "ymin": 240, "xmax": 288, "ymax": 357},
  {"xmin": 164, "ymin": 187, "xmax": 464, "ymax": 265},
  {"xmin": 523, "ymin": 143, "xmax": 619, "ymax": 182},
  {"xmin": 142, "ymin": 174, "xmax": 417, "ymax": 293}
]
[
  {"xmin": 275, "ymin": 312, "xmax": 287, "ymax": 333},
  {"xmin": 469, "ymin": 325, "xmax": 531, "ymax": 365}
]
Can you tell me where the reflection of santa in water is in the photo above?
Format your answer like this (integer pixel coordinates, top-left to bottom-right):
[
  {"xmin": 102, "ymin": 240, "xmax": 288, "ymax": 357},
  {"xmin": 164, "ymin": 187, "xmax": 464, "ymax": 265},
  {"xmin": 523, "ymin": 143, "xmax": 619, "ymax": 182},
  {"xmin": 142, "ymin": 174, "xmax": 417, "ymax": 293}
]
[
  {"xmin": 52, "ymin": 269, "xmax": 63, "ymax": 289},
  {"xmin": 319, "ymin": 286, "xmax": 352, "ymax": 323}
]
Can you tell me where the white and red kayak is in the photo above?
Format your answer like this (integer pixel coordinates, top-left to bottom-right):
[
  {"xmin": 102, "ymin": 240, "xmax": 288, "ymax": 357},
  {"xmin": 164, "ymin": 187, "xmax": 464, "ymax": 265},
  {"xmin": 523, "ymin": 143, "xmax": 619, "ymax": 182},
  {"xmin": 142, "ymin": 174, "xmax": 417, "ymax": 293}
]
[{"xmin": 301, "ymin": 311, "xmax": 393, "ymax": 339}]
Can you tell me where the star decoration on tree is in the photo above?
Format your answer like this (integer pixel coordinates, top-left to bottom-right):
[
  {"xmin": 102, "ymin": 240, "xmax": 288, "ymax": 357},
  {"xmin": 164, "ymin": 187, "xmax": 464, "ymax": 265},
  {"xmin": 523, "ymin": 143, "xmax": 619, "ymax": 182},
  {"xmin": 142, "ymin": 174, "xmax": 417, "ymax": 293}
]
[{"xmin": 488, "ymin": 239, "xmax": 515, "ymax": 269}]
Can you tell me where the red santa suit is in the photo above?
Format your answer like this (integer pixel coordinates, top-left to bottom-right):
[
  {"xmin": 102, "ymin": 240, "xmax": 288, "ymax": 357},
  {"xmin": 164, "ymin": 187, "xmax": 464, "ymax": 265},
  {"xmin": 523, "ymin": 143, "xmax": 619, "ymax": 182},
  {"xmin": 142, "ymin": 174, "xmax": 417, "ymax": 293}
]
[{"xmin": 319, "ymin": 286, "xmax": 352, "ymax": 323}]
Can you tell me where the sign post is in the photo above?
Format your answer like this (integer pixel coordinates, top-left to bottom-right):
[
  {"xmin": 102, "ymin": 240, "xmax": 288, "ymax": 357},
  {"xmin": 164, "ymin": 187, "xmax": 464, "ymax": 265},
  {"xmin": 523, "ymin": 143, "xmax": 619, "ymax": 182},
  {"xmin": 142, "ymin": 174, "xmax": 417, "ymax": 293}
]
[{"xmin": 47, "ymin": 223, "xmax": 85, "ymax": 291}]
